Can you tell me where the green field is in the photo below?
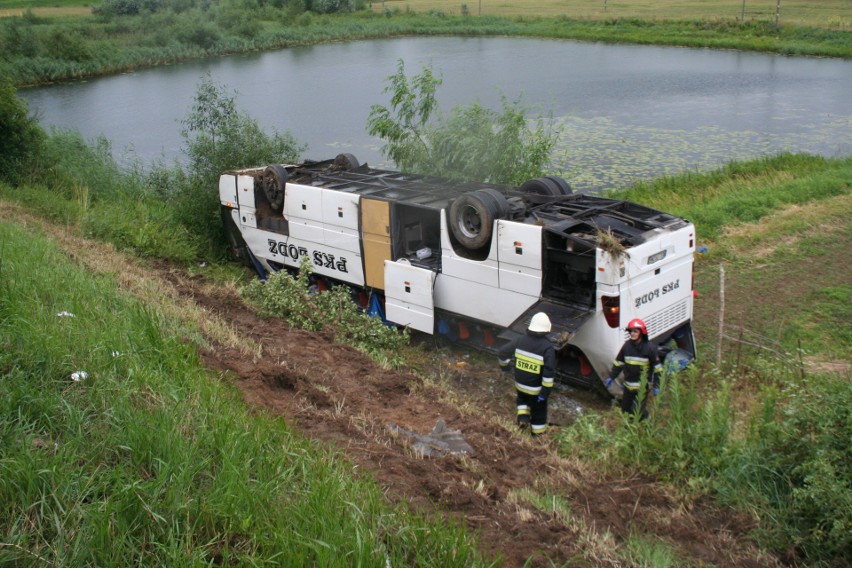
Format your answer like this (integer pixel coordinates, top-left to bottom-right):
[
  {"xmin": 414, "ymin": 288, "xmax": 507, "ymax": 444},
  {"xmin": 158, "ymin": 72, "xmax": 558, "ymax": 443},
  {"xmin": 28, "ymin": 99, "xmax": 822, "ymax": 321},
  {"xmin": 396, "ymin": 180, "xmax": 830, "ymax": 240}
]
[
  {"xmin": 373, "ymin": 0, "xmax": 852, "ymax": 28},
  {"xmin": 2, "ymin": 0, "xmax": 850, "ymax": 27}
]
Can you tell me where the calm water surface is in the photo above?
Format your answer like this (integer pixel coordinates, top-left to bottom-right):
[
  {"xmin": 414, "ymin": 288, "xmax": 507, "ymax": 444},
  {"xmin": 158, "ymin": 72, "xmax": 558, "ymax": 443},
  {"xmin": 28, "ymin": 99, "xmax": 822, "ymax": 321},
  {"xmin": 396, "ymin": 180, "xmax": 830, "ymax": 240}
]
[{"xmin": 22, "ymin": 37, "xmax": 852, "ymax": 192}]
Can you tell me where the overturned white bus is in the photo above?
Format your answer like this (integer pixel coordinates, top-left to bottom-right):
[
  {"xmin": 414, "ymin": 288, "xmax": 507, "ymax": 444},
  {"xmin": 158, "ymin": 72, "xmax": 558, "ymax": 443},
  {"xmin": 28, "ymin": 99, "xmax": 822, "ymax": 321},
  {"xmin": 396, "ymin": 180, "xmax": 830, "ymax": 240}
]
[{"xmin": 219, "ymin": 154, "xmax": 696, "ymax": 394}]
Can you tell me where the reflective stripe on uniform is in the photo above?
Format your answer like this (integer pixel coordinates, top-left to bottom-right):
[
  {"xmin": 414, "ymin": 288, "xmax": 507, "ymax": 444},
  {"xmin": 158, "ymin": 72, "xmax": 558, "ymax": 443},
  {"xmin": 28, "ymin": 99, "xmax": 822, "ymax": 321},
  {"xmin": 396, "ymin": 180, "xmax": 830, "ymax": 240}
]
[
  {"xmin": 517, "ymin": 404, "xmax": 531, "ymax": 416},
  {"xmin": 542, "ymin": 376, "xmax": 554, "ymax": 388},
  {"xmin": 623, "ymin": 356, "xmax": 650, "ymax": 389},
  {"xmin": 531, "ymin": 422, "xmax": 547, "ymax": 434},
  {"xmin": 515, "ymin": 348, "xmax": 543, "ymax": 374},
  {"xmin": 515, "ymin": 381, "xmax": 542, "ymax": 395}
]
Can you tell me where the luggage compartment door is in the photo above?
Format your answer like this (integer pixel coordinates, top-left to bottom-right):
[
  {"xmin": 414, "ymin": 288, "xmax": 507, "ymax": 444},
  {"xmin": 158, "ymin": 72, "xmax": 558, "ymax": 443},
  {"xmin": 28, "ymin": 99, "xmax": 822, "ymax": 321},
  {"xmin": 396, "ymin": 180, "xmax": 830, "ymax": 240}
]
[
  {"xmin": 361, "ymin": 198, "xmax": 391, "ymax": 289},
  {"xmin": 384, "ymin": 260, "xmax": 436, "ymax": 334}
]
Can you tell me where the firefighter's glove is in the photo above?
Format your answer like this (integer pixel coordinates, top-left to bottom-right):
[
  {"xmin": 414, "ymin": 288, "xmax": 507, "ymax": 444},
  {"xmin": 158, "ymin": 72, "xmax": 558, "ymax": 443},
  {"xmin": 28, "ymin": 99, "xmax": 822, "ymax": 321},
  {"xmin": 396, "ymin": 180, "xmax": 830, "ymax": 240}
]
[{"xmin": 605, "ymin": 377, "xmax": 615, "ymax": 389}]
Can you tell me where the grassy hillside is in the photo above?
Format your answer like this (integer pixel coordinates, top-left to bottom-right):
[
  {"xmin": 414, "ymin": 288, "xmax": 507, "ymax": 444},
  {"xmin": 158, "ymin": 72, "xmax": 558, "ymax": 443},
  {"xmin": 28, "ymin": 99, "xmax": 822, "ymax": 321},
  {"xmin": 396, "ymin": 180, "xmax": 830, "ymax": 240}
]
[
  {"xmin": 617, "ymin": 154, "xmax": 852, "ymax": 364},
  {"xmin": 0, "ymin": 216, "xmax": 487, "ymax": 566}
]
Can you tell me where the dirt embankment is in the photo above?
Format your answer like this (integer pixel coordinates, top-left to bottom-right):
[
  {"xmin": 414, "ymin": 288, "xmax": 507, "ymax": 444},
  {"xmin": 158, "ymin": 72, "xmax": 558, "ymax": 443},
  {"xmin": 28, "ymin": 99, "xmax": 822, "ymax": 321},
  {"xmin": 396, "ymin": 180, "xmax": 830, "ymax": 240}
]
[
  {"xmin": 160, "ymin": 267, "xmax": 775, "ymax": 567},
  {"xmin": 1, "ymin": 202, "xmax": 777, "ymax": 567}
]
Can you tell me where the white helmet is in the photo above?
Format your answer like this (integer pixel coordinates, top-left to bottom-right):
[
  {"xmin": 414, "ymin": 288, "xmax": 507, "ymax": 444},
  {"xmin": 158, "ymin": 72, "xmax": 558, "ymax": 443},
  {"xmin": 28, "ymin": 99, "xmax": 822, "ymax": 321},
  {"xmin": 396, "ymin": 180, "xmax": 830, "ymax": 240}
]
[{"xmin": 528, "ymin": 312, "xmax": 551, "ymax": 333}]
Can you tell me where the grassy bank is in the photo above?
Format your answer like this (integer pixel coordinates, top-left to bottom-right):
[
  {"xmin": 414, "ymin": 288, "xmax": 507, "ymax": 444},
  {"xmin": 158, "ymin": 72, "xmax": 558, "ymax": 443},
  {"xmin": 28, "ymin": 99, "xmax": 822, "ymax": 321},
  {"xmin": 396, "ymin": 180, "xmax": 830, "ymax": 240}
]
[
  {"xmin": 617, "ymin": 153, "xmax": 852, "ymax": 363},
  {"xmin": 571, "ymin": 154, "xmax": 852, "ymax": 565},
  {"xmin": 0, "ymin": 218, "xmax": 489, "ymax": 566},
  {"xmin": 1, "ymin": 5, "xmax": 849, "ymax": 87}
]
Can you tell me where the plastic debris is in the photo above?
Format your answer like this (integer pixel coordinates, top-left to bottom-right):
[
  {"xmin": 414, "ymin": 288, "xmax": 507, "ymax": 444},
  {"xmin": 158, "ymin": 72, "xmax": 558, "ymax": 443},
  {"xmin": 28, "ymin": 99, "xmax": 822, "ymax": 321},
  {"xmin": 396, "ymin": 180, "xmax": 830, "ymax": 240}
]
[
  {"xmin": 111, "ymin": 351, "xmax": 121, "ymax": 357},
  {"xmin": 56, "ymin": 311, "xmax": 76, "ymax": 318},
  {"xmin": 390, "ymin": 419, "xmax": 474, "ymax": 457},
  {"xmin": 70, "ymin": 371, "xmax": 89, "ymax": 382},
  {"xmin": 697, "ymin": 246, "xmax": 708, "ymax": 253}
]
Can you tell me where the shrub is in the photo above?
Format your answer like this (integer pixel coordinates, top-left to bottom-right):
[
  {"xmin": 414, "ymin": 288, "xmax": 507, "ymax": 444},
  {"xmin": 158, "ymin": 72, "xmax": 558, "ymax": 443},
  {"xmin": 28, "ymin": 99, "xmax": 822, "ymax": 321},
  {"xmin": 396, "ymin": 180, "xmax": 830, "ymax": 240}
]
[
  {"xmin": 737, "ymin": 373, "xmax": 852, "ymax": 563},
  {"xmin": 38, "ymin": 128, "xmax": 141, "ymax": 201},
  {"xmin": 0, "ymin": 17, "xmax": 40, "ymax": 59},
  {"xmin": 0, "ymin": 79, "xmax": 45, "ymax": 185},
  {"xmin": 44, "ymin": 28, "xmax": 92, "ymax": 62},
  {"xmin": 169, "ymin": 74, "xmax": 304, "ymax": 257},
  {"xmin": 310, "ymin": 0, "xmax": 354, "ymax": 14},
  {"xmin": 182, "ymin": 22, "xmax": 221, "ymax": 49},
  {"xmin": 94, "ymin": 0, "xmax": 169, "ymax": 16},
  {"xmin": 242, "ymin": 258, "xmax": 409, "ymax": 364},
  {"xmin": 367, "ymin": 60, "xmax": 559, "ymax": 184}
]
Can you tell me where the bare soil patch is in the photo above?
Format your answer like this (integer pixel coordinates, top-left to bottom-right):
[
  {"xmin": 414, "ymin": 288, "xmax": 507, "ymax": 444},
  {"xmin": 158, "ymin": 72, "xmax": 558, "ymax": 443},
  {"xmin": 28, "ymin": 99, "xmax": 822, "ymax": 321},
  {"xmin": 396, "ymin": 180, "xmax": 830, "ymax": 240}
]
[{"xmin": 157, "ymin": 266, "xmax": 774, "ymax": 567}]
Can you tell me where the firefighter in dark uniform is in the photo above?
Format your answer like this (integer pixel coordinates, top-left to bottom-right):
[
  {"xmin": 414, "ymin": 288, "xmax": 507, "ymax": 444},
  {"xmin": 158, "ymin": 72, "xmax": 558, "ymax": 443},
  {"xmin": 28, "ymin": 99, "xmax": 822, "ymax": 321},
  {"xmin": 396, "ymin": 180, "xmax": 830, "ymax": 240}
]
[
  {"xmin": 498, "ymin": 312, "xmax": 556, "ymax": 436},
  {"xmin": 605, "ymin": 318, "xmax": 662, "ymax": 420}
]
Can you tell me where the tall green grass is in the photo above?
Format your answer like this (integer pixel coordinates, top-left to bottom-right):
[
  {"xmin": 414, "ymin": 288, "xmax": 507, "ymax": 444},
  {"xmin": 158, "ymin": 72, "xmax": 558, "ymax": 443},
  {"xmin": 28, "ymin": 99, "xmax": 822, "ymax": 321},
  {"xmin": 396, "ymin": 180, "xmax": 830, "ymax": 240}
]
[
  {"xmin": 0, "ymin": 221, "xmax": 491, "ymax": 566},
  {"xmin": 617, "ymin": 153, "xmax": 852, "ymax": 242},
  {"xmin": 557, "ymin": 364, "xmax": 851, "ymax": 565},
  {"xmin": 0, "ymin": 128, "xmax": 204, "ymax": 262}
]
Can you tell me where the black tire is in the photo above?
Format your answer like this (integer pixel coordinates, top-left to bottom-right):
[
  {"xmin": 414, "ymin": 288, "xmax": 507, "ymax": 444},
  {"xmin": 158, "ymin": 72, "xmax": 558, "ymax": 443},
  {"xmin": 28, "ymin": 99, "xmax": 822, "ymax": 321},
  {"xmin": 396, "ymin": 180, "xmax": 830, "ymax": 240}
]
[
  {"xmin": 449, "ymin": 191, "xmax": 499, "ymax": 250},
  {"xmin": 262, "ymin": 164, "xmax": 288, "ymax": 213},
  {"xmin": 544, "ymin": 175, "xmax": 573, "ymax": 195},
  {"xmin": 334, "ymin": 153, "xmax": 360, "ymax": 171},
  {"xmin": 519, "ymin": 177, "xmax": 563, "ymax": 196},
  {"xmin": 475, "ymin": 188, "xmax": 510, "ymax": 219}
]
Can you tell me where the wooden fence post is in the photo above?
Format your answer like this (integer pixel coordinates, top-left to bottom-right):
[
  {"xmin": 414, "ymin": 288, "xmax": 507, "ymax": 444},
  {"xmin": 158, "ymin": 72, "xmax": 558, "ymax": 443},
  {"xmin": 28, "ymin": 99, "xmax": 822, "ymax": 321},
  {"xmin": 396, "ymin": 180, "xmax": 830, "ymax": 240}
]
[{"xmin": 717, "ymin": 264, "xmax": 725, "ymax": 365}]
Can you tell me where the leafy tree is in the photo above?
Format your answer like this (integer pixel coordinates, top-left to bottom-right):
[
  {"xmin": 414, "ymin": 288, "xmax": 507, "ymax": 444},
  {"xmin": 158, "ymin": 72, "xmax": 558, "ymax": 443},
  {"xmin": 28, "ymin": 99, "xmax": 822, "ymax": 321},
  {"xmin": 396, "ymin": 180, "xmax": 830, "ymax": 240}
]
[
  {"xmin": 367, "ymin": 60, "xmax": 441, "ymax": 174},
  {"xmin": 0, "ymin": 79, "xmax": 45, "ymax": 184},
  {"xmin": 179, "ymin": 73, "xmax": 304, "ymax": 188},
  {"xmin": 94, "ymin": 0, "xmax": 169, "ymax": 16},
  {"xmin": 367, "ymin": 60, "xmax": 560, "ymax": 185},
  {"xmin": 155, "ymin": 73, "xmax": 305, "ymax": 257},
  {"xmin": 430, "ymin": 97, "xmax": 558, "ymax": 185},
  {"xmin": 309, "ymin": 0, "xmax": 355, "ymax": 14},
  {"xmin": 0, "ymin": 16, "xmax": 40, "ymax": 59}
]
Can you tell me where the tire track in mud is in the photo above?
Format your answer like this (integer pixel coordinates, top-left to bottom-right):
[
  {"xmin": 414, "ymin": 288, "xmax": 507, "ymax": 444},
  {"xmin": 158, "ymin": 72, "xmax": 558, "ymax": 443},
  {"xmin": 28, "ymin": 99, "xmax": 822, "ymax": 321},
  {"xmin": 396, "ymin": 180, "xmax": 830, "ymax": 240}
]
[{"xmin": 159, "ymin": 268, "xmax": 774, "ymax": 568}]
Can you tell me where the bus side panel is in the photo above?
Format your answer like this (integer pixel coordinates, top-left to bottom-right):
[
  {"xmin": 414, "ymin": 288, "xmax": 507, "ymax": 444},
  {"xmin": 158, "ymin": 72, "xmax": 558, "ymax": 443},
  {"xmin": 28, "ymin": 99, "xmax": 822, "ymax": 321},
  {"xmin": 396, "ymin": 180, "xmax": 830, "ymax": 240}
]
[
  {"xmin": 219, "ymin": 174, "xmax": 237, "ymax": 205},
  {"xmin": 497, "ymin": 220, "xmax": 542, "ymax": 295},
  {"xmin": 241, "ymin": 226, "xmax": 366, "ymax": 287},
  {"xmin": 433, "ymin": 275, "xmax": 538, "ymax": 328},
  {"xmin": 385, "ymin": 260, "xmax": 436, "ymax": 333}
]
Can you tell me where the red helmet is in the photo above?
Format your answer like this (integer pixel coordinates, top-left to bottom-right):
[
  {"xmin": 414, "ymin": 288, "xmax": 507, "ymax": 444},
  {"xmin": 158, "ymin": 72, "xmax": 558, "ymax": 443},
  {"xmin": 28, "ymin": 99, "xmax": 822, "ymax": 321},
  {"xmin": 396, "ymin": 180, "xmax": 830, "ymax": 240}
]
[{"xmin": 625, "ymin": 318, "xmax": 648, "ymax": 335}]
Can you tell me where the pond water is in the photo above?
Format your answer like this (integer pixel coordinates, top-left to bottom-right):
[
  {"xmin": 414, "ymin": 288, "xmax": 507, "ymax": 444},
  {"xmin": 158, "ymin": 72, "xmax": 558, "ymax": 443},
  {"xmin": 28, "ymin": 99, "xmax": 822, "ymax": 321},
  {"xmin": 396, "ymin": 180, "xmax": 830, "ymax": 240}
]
[{"xmin": 21, "ymin": 37, "xmax": 852, "ymax": 192}]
